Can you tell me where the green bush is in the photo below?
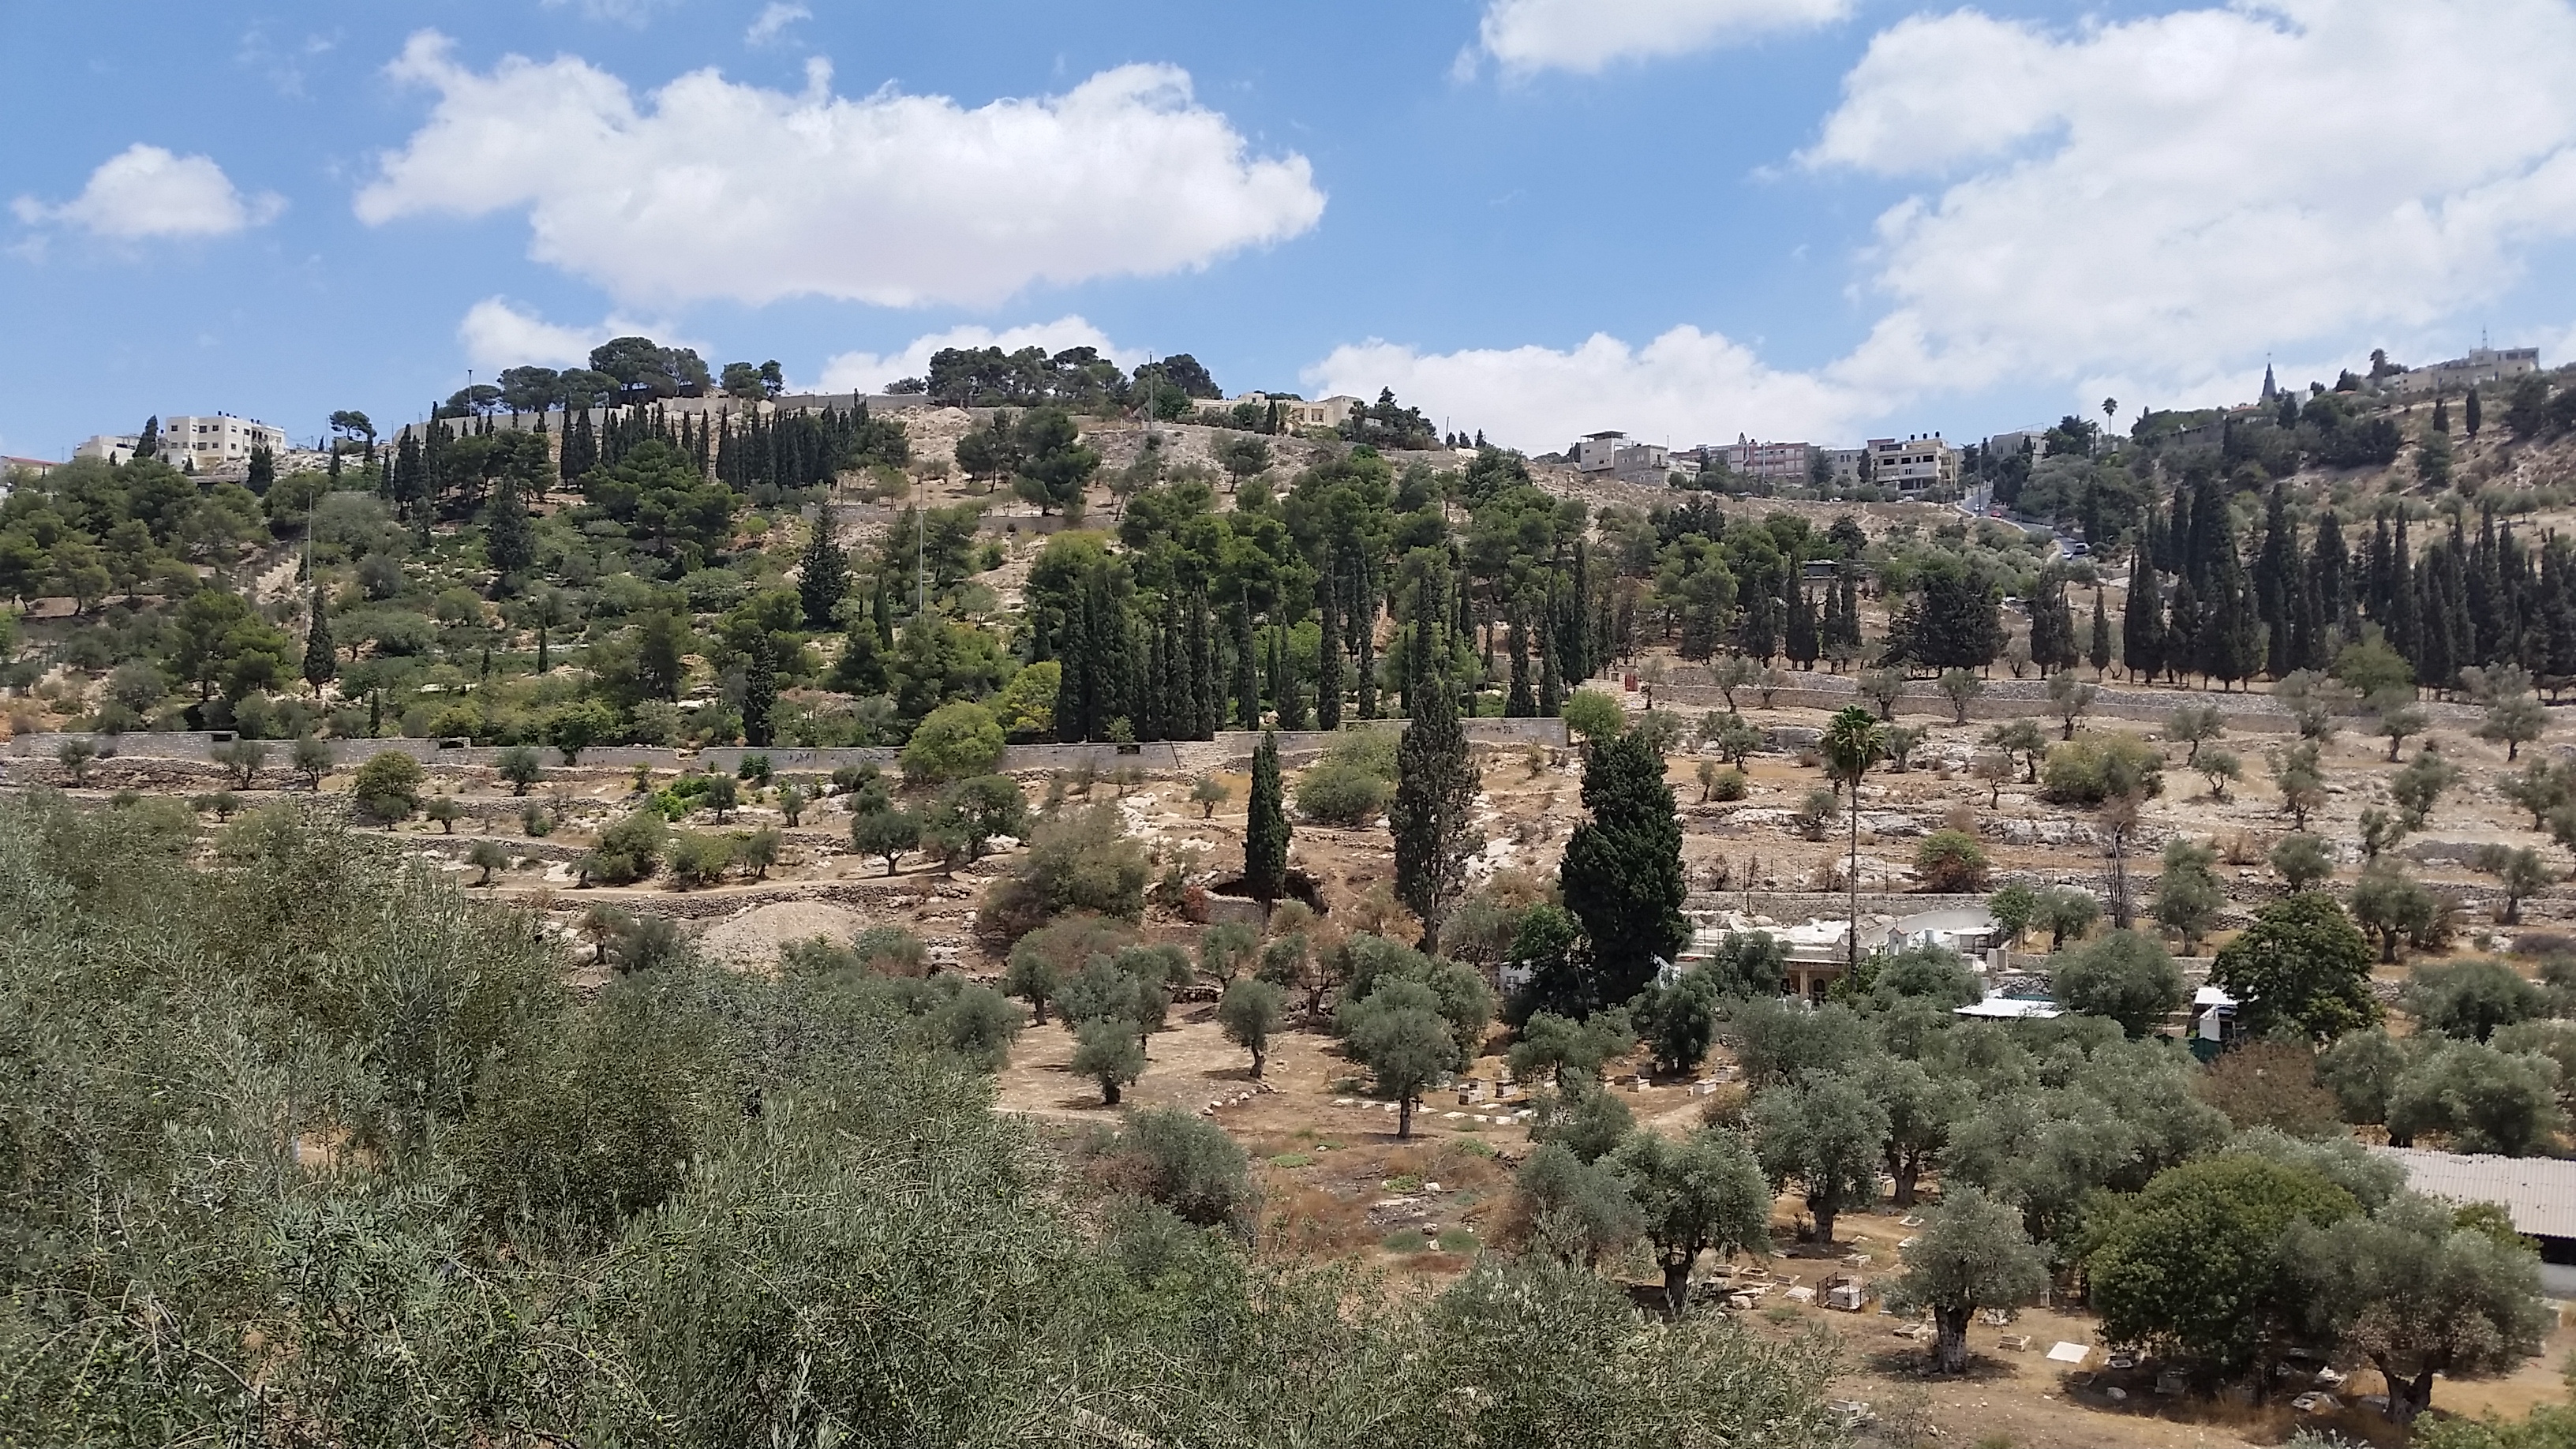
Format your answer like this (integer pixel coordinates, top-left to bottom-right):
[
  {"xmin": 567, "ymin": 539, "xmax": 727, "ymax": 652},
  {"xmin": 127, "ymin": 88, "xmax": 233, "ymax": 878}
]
[
  {"xmin": 665, "ymin": 831, "xmax": 736, "ymax": 888},
  {"xmin": 2040, "ymin": 733, "xmax": 2164, "ymax": 806},
  {"xmin": 350, "ymin": 752, "xmax": 425, "ymax": 823},
  {"xmin": 902, "ymin": 702, "xmax": 1005, "ymax": 784},
  {"xmin": 589, "ymin": 812, "xmax": 668, "ymax": 885},
  {"xmin": 1914, "ymin": 830, "xmax": 1990, "ymax": 892},
  {"xmin": 1707, "ymin": 766, "xmax": 1747, "ymax": 802},
  {"xmin": 1294, "ymin": 759, "xmax": 1393, "ymax": 826}
]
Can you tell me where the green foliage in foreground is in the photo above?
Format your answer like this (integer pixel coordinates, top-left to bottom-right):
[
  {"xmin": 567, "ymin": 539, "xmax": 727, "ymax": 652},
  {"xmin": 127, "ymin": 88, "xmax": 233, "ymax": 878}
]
[{"xmin": 0, "ymin": 793, "xmax": 1847, "ymax": 1446}]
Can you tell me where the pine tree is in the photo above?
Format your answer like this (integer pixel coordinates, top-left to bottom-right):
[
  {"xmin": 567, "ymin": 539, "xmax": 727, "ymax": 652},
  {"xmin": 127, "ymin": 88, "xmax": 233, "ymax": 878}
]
[
  {"xmin": 799, "ymin": 507, "xmax": 848, "ymax": 628},
  {"xmin": 1245, "ymin": 730, "xmax": 1290, "ymax": 904},
  {"xmin": 2089, "ymin": 588, "xmax": 2113, "ymax": 675},
  {"xmin": 301, "ymin": 590, "xmax": 335, "ymax": 694},
  {"xmin": 1391, "ymin": 650, "xmax": 1481, "ymax": 947}
]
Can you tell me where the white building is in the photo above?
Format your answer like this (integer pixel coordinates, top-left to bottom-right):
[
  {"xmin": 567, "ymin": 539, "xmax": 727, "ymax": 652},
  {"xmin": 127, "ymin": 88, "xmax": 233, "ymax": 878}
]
[
  {"xmin": 2394, "ymin": 346, "xmax": 2541, "ymax": 396},
  {"xmin": 1195, "ymin": 392, "xmax": 1360, "ymax": 431},
  {"xmin": 1827, "ymin": 435, "xmax": 1959, "ymax": 494},
  {"xmin": 76, "ymin": 414, "xmax": 286, "ymax": 469},
  {"xmin": 1571, "ymin": 430, "xmax": 1671, "ymax": 481}
]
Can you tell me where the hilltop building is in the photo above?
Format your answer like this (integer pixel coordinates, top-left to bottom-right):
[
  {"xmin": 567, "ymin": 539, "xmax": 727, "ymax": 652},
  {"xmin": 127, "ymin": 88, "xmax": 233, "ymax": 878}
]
[
  {"xmin": 2395, "ymin": 346, "xmax": 2540, "ymax": 396},
  {"xmin": 77, "ymin": 414, "xmax": 286, "ymax": 469},
  {"xmin": 1193, "ymin": 392, "xmax": 1359, "ymax": 431},
  {"xmin": 1571, "ymin": 430, "xmax": 1672, "ymax": 482}
]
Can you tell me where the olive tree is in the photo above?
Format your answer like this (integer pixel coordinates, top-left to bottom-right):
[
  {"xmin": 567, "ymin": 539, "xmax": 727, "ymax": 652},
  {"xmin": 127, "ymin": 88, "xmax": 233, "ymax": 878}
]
[
  {"xmin": 2290, "ymin": 1191, "xmax": 2551, "ymax": 1425},
  {"xmin": 1889, "ymin": 1187, "xmax": 2048, "ymax": 1373},
  {"xmin": 1750, "ymin": 1070, "xmax": 1889, "ymax": 1244},
  {"xmin": 1604, "ymin": 1127, "xmax": 1772, "ymax": 1316}
]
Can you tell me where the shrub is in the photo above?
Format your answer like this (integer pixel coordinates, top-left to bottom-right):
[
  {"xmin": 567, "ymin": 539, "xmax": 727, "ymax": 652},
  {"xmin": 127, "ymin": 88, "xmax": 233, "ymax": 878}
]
[
  {"xmin": 901, "ymin": 701, "xmax": 1005, "ymax": 784},
  {"xmin": 1080, "ymin": 1106, "xmax": 1258, "ymax": 1233},
  {"xmin": 589, "ymin": 812, "xmax": 668, "ymax": 885},
  {"xmin": 975, "ymin": 805, "xmax": 1151, "ymax": 946},
  {"xmin": 2039, "ymin": 733, "xmax": 2163, "ymax": 806},
  {"xmin": 664, "ymin": 831, "xmax": 736, "ymax": 888},
  {"xmin": 1294, "ymin": 759, "xmax": 1393, "ymax": 826},
  {"xmin": 1914, "ymin": 830, "xmax": 1989, "ymax": 892},
  {"xmin": 350, "ymin": 752, "xmax": 425, "ymax": 823}
]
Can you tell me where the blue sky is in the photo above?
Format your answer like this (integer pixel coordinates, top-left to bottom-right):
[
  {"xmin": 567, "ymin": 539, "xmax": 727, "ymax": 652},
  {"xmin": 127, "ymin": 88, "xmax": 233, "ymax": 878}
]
[{"xmin": 6, "ymin": 0, "xmax": 2576, "ymax": 462}]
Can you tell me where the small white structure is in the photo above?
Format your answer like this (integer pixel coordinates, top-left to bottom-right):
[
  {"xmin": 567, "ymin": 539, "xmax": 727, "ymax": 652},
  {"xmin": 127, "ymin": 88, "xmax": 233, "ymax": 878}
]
[
  {"xmin": 2190, "ymin": 984, "xmax": 2238, "ymax": 1043},
  {"xmin": 1955, "ymin": 994, "xmax": 2063, "ymax": 1020}
]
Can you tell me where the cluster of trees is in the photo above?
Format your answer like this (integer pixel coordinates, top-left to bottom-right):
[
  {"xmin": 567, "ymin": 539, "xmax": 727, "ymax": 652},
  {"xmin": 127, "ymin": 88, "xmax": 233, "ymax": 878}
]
[{"xmin": 0, "ymin": 795, "xmax": 1852, "ymax": 1444}]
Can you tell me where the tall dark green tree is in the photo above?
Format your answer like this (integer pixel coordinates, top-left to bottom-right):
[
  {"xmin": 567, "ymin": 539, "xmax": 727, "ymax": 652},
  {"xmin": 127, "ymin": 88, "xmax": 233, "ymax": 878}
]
[
  {"xmin": 799, "ymin": 510, "xmax": 849, "ymax": 629},
  {"xmin": 485, "ymin": 475, "xmax": 537, "ymax": 579},
  {"xmin": 1230, "ymin": 605, "xmax": 1260, "ymax": 729},
  {"xmin": 1245, "ymin": 730, "xmax": 1290, "ymax": 904},
  {"xmin": 301, "ymin": 590, "xmax": 335, "ymax": 695},
  {"xmin": 2089, "ymin": 588, "xmax": 2113, "ymax": 675},
  {"xmin": 1315, "ymin": 562, "xmax": 1345, "ymax": 730},
  {"xmin": 742, "ymin": 641, "xmax": 777, "ymax": 747},
  {"xmin": 1505, "ymin": 607, "xmax": 1535, "ymax": 717},
  {"xmin": 2255, "ymin": 486, "xmax": 2296, "ymax": 678},
  {"xmin": 1785, "ymin": 586, "xmax": 1819, "ymax": 670},
  {"xmin": 2466, "ymin": 385, "xmax": 2483, "ymax": 438},
  {"xmin": 2310, "ymin": 508, "xmax": 2351, "ymax": 656},
  {"xmin": 1559, "ymin": 732, "xmax": 1688, "ymax": 1008},
  {"xmin": 1391, "ymin": 656, "xmax": 1481, "ymax": 949},
  {"xmin": 2124, "ymin": 573, "xmax": 2165, "ymax": 682}
]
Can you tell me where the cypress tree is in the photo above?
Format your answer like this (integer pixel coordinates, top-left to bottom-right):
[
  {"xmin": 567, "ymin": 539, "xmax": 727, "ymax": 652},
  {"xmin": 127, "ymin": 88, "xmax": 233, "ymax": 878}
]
[
  {"xmin": 1315, "ymin": 564, "xmax": 1344, "ymax": 730},
  {"xmin": 2307, "ymin": 511, "xmax": 2350, "ymax": 661},
  {"xmin": 1785, "ymin": 584, "xmax": 1819, "ymax": 669},
  {"xmin": 2123, "ymin": 572, "xmax": 2164, "ymax": 682},
  {"xmin": 2255, "ymin": 486, "xmax": 2295, "ymax": 678},
  {"xmin": 485, "ymin": 474, "xmax": 537, "ymax": 578},
  {"xmin": 1245, "ymin": 730, "xmax": 1290, "ymax": 904},
  {"xmin": 1054, "ymin": 586, "xmax": 1090, "ymax": 742},
  {"xmin": 1505, "ymin": 606, "xmax": 1534, "ymax": 717},
  {"xmin": 799, "ymin": 507, "xmax": 848, "ymax": 628},
  {"xmin": 2388, "ymin": 516, "xmax": 2421, "ymax": 668},
  {"xmin": 2466, "ymin": 386, "xmax": 2483, "ymax": 439},
  {"xmin": 2433, "ymin": 396, "xmax": 2451, "ymax": 434},
  {"xmin": 1391, "ymin": 645, "xmax": 1481, "ymax": 947},
  {"xmin": 1559, "ymin": 731, "xmax": 1689, "ymax": 1009},
  {"xmin": 743, "ymin": 641, "xmax": 777, "ymax": 747},
  {"xmin": 1231, "ymin": 605, "xmax": 1260, "ymax": 728},
  {"xmin": 1560, "ymin": 541, "xmax": 1593, "ymax": 682},
  {"xmin": 1274, "ymin": 624, "xmax": 1308, "ymax": 730},
  {"xmin": 2089, "ymin": 588, "xmax": 2112, "ymax": 675},
  {"xmin": 1537, "ymin": 629, "xmax": 1563, "ymax": 714},
  {"xmin": 2166, "ymin": 577, "xmax": 2202, "ymax": 683},
  {"xmin": 301, "ymin": 590, "xmax": 335, "ymax": 694},
  {"xmin": 1354, "ymin": 564, "xmax": 1379, "ymax": 721},
  {"xmin": 1190, "ymin": 596, "xmax": 1218, "ymax": 739}
]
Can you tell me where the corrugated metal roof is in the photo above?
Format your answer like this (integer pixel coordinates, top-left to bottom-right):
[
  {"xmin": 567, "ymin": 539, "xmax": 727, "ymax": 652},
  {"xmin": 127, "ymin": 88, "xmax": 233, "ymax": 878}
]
[{"xmin": 2371, "ymin": 1147, "xmax": 2576, "ymax": 1239}]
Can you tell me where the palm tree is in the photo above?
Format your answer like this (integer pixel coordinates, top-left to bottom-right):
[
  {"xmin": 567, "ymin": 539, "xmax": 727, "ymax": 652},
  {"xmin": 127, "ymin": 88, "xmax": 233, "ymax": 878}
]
[{"xmin": 1822, "ymin": 705, "xmax": 1887, "ymax": 976}]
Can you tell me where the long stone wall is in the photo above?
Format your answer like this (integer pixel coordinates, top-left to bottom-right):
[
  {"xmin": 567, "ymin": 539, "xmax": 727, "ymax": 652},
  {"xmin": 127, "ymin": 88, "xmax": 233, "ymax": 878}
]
[{"xmin": 2, "ymin": 716, "xmax": 1570, "ymax": 781}]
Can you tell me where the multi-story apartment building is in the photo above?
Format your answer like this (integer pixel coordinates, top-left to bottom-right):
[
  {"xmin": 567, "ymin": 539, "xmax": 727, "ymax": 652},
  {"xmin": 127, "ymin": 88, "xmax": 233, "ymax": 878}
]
[{"xmin": 1713, "ymin": 436, "xmax": 1816, "ymax": 482}]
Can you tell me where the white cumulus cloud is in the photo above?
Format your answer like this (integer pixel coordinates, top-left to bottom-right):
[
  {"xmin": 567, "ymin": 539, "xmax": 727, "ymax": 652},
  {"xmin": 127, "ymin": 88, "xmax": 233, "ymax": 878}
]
[
  {"xmin": 817, "ymin": 316, "xmax": 1129, "ymax": 394},
  {"xmin": 1311, "ymin": 327, "xmax": 1870, "ymax": 454},
  {"xmin": 745, "ymin": 2, "xmax": 809, "ymax": 45},
  {"xmin": 1376, "ymin": 0, "xmax": 2576, "ymax": 450},
  {"xmin": 1474, "ymin": 0, "xmax": 1851, "ymax": 74},
  {"xmin": 1810, "ymin": 0, "xmax": 2576, "ymax": 406},
  {"xmin": 457, "ymin": 298, "xmax": 687, "ymax": 373},
  {"xmin": 356, "ymin": 32, "xmax": 1325, "ymax": 310},
  {"xmin": 12, "ymin": 144, "xmax": 283, "ymax": 239}
]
